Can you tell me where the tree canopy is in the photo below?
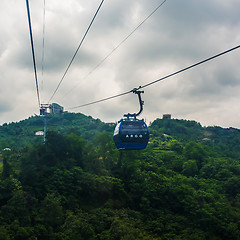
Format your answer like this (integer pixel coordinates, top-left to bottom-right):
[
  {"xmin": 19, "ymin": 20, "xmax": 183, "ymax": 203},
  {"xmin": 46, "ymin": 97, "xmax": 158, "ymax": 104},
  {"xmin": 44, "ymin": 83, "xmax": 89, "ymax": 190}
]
[{"xmin": 1, "ymin": 114, "xmax": 240, "ymax": 239}]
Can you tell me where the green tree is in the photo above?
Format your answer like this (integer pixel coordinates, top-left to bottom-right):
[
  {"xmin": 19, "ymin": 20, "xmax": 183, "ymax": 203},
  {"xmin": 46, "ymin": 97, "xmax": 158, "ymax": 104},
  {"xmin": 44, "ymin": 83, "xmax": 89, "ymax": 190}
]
[
  {"xmin": 0, "ymin": 226, "xmax": 10, "ymax": 240},
  {"xmin": 184, "ymin": 142, "xmax": 207, "ymax": 169},
  {"xmin": 0, "ymin": 177, "xmax": 21, "ymax": 206},
  {"xmin": 169, "ymin": 139, "xmax": 183, "ymax": 154},
  {"xmin": 2, "ymin": 158, "xmax": 10, "ymax": 179},
  {"xmin": 39, "ymin": 193, "xmax": 64, "ymax": 229},
  {"xmin": 1, "ymin": 149, "xmax": 13, "ymax": 179},
  {"xmin": 0, "ymin": 190, "xmax": 35, "ymax": 226},
  {"xmin": 182, "ymin": 160, "xmax": 198, "ymax": 177},
  {"xmin": 60, "ymin": 211, "xmax": 95, "ymax": 240}
]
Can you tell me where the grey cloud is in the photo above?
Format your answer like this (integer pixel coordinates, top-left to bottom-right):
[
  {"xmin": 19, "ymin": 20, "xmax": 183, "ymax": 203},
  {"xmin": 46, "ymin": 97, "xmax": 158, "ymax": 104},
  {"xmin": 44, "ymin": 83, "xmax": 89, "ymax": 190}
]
[
  {"xmin": 0, "ymin": 0, "xmax": 240, "ymax": 128},
  {"xmin": 0, "ymin": 98, "xmax": 13, "ymax": 115}
]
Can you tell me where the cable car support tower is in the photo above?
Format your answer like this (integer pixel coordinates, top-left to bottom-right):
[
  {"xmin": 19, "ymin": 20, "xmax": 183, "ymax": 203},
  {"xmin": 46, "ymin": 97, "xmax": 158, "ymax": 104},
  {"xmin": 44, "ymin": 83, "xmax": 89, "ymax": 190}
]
[{"xmin": 40, "ymin": 104, "xmax": 50, "ymax": 143}]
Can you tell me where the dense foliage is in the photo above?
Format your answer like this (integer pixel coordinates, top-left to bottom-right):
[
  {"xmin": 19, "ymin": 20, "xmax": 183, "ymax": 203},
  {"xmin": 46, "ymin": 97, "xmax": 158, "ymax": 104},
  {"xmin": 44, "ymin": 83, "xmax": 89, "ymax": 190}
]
[
  {"xmin": 0, "ymin": 113, "xmax": 114, "ymax": 150},
  {"xmin": 1, "ymin": 114, "xmax": 240, "ymax": 239}
]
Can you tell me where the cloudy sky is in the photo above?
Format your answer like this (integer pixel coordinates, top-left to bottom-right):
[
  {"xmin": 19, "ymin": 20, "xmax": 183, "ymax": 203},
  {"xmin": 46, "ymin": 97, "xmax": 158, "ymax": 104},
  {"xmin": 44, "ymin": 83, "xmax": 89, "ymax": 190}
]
[{"xmin": 1, "ymin": 0, "xmax": 240, "ymax": 128}]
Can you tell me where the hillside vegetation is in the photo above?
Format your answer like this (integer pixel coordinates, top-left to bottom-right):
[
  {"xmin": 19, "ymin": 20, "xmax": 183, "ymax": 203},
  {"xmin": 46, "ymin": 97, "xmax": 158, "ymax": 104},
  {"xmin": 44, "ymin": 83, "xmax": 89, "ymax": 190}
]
[
  {"xmin": 1, "ymin": 113, "xmax": 240, "ymax": 239},
  {"xmin": 0, "ymin": 113, "xmax": 114, "ymax": 150}
]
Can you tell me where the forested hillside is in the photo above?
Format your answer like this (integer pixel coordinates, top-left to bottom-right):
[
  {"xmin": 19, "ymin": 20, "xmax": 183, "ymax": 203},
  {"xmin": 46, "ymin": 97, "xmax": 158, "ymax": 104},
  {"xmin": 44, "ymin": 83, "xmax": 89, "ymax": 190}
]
[
  {"xmin": 1, "ymin": 113, "xmax": 240, "ymax": 239},
  {"xmin": 0, "ymin": 113, "xmax": 114, "ymax": 150}
]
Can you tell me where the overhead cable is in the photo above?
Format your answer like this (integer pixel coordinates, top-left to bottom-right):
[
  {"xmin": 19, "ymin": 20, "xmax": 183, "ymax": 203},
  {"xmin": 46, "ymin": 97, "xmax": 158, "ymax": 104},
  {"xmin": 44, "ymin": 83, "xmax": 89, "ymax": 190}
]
[
  {"xmin": 41, "ymin": 0, "xmax": 46, "ymax": 95},
  {"xmin": 61, "ymin": 0, "xmax": 167, "ymax": 101},
  {"xmin": 67, "ymin": 44, "xmax": 240, "ymax": 110},
  {"xmin": 138, "ymin": 45, "xmax": 240, "ymax": 90},
  {"xmin": 48, "ymin": 0, "xmax": 105, "ymax": 103},
  {"xmin": 26, "ymin": 0, "xmax": 41, "ymax": 108},
  {"xmin": 68, "ymin": 90, "xmax": 132, "ymax": 110}
]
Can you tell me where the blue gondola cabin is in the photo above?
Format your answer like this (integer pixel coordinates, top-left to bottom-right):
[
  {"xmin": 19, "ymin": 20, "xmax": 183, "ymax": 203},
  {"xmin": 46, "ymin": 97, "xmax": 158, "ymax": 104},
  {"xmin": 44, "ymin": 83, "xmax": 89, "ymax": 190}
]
[{"xmin": 113, "ymin": 119, "xmax": 149, "ymax": 150}]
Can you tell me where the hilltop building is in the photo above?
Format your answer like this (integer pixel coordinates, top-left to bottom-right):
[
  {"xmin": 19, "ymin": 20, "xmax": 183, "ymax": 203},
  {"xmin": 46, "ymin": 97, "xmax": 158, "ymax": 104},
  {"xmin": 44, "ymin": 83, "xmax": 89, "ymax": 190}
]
[
  {"xmin": 40, "ymin": 103, "xmax": 64, "ymax": 115},
  {"xmin": 50, "ymin": 103, "xmax": 64, "ymax": 114},
  {"xmin": 163, "ymin": 114, "xmax": 171, "ymax": 119}
]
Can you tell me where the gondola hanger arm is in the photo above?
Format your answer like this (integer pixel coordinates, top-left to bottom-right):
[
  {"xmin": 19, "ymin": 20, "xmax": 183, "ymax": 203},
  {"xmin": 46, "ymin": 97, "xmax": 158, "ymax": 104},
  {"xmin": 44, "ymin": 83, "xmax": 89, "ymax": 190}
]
[{"xmin": 124, "ymin": 87, "xmax": 144, "ymax": 119}]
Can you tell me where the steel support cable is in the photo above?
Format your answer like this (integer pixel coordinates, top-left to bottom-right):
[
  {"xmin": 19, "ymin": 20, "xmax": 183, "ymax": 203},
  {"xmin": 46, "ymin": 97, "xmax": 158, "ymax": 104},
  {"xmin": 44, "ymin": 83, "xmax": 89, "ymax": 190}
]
[
  {"xmin": 26, "ymin": 0, "xmax": 41, "ymax": 109},
  {"xmin": 60, "ymin": 0, "xmax": 167, "ymax": 101},
  {"xmin": 41, "ymin": 0, "xmax": 46, "ymax": 95},
  {"xmin": 68, "ymin": 90, "xmax": 132, "ymax": 110},
  {"xmin": 48, "ymin": 0, "xmax": 105, "ymax": 104},
  {"xmin": 67, "ymin": 44, "xmax": 240, "ymax": 110},
  {"xmin": 138, "ymin": 45, "xmax": 240, "ymax": 90}
]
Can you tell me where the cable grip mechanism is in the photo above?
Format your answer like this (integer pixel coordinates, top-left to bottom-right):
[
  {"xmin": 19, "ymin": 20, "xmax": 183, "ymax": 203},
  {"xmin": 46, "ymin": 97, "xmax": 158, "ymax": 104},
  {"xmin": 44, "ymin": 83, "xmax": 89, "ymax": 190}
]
[{"xmin": 124, "ymin": 87, "xmax": 144, "ymax": 120}]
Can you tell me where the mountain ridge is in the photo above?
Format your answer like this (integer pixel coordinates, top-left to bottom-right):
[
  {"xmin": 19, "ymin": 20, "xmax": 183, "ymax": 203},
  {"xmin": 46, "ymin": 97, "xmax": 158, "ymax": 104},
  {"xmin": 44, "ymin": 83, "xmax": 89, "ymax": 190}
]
[{"xmin": 1, "ymin": 112, "xmax": 240, "ymax": 152}]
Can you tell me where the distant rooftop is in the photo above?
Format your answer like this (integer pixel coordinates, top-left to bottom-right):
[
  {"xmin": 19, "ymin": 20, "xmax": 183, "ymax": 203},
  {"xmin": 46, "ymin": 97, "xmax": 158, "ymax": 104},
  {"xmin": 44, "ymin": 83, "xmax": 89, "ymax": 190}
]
[{"xmin": 163, "ymin": 114, "xmax": 171, "ymax": 119}]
